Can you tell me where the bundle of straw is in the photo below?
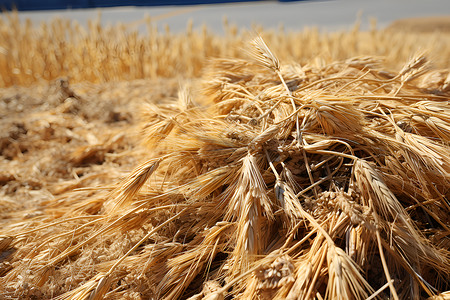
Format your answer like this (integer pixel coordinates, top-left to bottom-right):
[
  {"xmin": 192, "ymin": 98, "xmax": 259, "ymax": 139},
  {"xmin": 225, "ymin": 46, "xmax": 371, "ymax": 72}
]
[{"xmin": 0, "ymin": 36, "xmax": 449, "ymax": 300}]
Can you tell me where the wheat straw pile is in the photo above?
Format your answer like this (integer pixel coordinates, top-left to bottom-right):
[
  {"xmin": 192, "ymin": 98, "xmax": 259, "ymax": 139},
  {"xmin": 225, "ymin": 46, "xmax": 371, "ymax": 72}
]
[{"xmin": 1, "ymin": 12, "xmax": 450, "ymax": 300}]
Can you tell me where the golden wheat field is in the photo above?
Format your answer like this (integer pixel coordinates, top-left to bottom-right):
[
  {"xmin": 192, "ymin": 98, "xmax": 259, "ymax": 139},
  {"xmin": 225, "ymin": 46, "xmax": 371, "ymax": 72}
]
[{"xmin": 0, "ymin": 9, "xmax": 450, "ymax": 300}]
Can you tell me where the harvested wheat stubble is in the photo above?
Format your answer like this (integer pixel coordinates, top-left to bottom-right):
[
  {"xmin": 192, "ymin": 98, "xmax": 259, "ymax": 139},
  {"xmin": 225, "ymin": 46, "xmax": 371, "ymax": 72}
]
[
  {"xmin": 0, "ymin": 35, "xmax": 450, "ymax": 300},
  {"xmin": 0, "ymin": 78, "xmax": 180, "ymax": 226}
]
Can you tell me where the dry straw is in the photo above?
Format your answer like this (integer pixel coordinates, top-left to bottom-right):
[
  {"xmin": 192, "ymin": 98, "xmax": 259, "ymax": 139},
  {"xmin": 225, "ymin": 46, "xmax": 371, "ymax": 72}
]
[{"xmin": 0, "ymin": 15, "xmax": 449, "ymax": 300}]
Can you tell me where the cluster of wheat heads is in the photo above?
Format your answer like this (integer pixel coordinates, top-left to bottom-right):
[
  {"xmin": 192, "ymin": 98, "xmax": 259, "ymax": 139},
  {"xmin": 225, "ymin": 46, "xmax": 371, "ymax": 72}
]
[
  {"xmin": 1, "ymin": 37, "xmax": 450, "ymax": 299},
  {"xmin": 1, "ymin": 10, "xmax": 450, "ymax": 88}
]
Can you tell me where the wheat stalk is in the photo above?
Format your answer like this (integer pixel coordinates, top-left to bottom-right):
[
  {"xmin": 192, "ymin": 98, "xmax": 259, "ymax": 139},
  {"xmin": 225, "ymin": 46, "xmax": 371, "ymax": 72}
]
[{"xmin": 107, "ymin": 158, "xmax": 161, "ymax": 212}]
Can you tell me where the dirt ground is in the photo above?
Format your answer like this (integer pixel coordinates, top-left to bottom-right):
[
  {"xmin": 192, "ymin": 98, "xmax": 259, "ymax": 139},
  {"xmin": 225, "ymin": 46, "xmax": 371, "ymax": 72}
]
[
  {"xmin": 386, "ymin": 16, "xmax": 450, "ymax": 32},
  {"xmin": 0, "ymin": 78, "xmax": 180, "ymax": 224}
]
